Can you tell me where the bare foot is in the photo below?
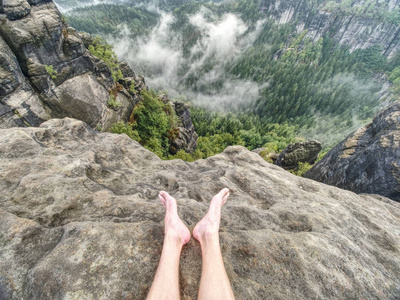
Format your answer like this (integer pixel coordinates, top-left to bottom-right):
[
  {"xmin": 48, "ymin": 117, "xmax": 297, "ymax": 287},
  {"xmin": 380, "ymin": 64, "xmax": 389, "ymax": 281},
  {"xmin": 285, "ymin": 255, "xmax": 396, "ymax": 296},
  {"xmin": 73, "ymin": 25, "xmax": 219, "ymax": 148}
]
[
  {"xmin": 193, "ymin": 188, "xmax": 230, "ymax": 244},
  {"xmin": 159, "ymin": 191, "xmax": 191, "ymax": 246}
]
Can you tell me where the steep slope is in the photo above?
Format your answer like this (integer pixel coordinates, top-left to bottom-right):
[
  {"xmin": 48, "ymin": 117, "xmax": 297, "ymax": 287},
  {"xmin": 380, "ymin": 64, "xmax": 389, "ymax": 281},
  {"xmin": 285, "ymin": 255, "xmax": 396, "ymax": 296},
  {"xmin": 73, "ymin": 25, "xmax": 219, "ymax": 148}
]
[
  {"xmin": 305, "ymin": 101, "xmax": 400, "ymax": 201},
  {"xmin": 0, "ymin": 118, "xmax": 399, "ymax": 299},
  {"xmin": 0, "ymin": 0, "xmax": 141, "ymax": 129},
  {"xmin": 261, "ymin": 0, "xmax": 400, "ymax": 58}
]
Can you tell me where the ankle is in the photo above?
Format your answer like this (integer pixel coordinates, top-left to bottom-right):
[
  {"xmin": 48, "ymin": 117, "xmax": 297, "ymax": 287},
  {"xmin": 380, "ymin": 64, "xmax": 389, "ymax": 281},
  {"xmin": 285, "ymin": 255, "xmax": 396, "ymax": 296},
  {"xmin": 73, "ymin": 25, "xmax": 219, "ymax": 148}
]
[
  {"xmin": 197, "ymin": 230, "xmax": 219, "ymax": 245},
  {"xmin": 164, "ymin": 235, "xmax": 186, "ymax": 248}
]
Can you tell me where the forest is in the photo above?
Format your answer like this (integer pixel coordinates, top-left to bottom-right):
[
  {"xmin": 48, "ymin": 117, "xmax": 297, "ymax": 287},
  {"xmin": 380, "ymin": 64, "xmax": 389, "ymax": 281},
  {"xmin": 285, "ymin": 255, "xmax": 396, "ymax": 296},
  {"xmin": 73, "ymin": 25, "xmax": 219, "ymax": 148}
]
[{"xmin": 60, "ymin": 0, "xmax": 400, "ymax": 171}]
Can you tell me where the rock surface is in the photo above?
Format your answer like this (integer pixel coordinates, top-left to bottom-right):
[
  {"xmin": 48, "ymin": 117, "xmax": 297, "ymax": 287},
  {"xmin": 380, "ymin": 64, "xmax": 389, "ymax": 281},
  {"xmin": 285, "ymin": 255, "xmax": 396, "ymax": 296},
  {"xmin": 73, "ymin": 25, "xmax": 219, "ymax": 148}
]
[
  {"xmin": 275, "ymin": 140, "xmax": 322, "ymax": 170},
  {"xmin": 171, "ymin": 101, "xmax": 198, "ymax": 154},
  {"xmin": 0, "ymin": 0, "xmax": 141, "ymax": 130},
  {"xmin": 0, "ymin": 118, "xmax": 400, "ymax": 299},
  {"xmin": 261, "ymin": 0, "xmax": 400, "ymax": 58},
  {"xmin": 305, "ymin": 101, "xmax": 400, "ymax": 202}
]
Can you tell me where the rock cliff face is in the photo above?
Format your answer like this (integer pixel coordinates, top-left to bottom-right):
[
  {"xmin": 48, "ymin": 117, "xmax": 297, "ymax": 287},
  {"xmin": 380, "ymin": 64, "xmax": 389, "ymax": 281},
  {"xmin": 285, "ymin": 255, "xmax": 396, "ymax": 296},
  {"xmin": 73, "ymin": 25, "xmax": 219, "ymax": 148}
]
[
  {"xmin": 1, "ymin": 118, "xmax": 400, "ymax": 299},
  {"xmin": 0, "ymin": 0, "xmax": 198, "ymax": 153},
  {"xmin": 305, "ymin": 101, "xmax": 400, "ymax": 201},
  {"xmin": 261, "ymin": 0, "xmax": 400, "ymax": 58},
  {"xmin": 171, "ymin": 101, "xmax": 198, "ymax": 154},
  {"xmin": 0, "ymin": 0, "xmax": 142, "ymax": 129}
]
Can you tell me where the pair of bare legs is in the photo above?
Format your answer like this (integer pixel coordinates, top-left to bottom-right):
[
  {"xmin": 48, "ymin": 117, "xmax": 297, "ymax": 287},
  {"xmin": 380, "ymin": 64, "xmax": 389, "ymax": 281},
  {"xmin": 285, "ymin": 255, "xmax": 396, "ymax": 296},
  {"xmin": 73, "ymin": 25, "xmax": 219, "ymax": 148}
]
[{"xmin": 147, "ymin": 188, "xmax": 235, "ymax": 300}]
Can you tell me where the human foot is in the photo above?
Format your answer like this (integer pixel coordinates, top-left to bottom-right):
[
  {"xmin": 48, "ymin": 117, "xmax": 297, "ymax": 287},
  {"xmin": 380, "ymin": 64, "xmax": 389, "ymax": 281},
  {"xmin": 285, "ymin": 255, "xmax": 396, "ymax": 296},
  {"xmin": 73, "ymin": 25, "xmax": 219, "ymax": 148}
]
[
  {"xmin": 193, "ymin": 188, "xmax": 230, "ymax": 244},
  {"xmin": 159, "ymin": 191, "xmax": 191, "ymax": 246}
]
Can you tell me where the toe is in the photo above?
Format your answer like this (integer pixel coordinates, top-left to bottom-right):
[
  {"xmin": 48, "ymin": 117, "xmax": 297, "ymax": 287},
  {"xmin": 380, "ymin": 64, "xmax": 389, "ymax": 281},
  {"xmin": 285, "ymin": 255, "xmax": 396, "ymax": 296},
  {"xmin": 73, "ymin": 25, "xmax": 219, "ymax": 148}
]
[
  {"xmin": 159, "ymin": 191, "xmax": 177, "ymax": 214},
  {"xmin": 216, "ymin": 188, "xmax": 230, "ymax": 204},
  {"xmin": 158, "ymin": 193, "xmax": 166, "ymax": 207}
]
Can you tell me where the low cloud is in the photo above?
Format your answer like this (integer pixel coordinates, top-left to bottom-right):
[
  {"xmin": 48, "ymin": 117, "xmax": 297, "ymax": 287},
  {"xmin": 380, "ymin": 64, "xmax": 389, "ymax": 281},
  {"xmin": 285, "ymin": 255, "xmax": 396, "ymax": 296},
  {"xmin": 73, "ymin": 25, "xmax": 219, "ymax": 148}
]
[{"xmin": 108, "ymin": 9, "xmax": 265, "ymax": 111}]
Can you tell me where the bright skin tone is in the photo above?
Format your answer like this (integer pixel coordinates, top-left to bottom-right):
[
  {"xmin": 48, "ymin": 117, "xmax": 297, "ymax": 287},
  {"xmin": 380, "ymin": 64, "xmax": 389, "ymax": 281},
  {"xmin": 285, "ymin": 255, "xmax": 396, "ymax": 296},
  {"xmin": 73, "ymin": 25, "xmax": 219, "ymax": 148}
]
[{"xmin": 146, "ymin": 188, "xmax": 235, "ymax": 300}]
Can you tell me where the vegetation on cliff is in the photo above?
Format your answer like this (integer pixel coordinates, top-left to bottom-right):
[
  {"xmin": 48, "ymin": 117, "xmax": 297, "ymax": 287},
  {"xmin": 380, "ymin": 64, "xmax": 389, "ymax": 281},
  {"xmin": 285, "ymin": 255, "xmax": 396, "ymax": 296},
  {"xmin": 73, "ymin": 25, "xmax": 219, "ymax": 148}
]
[{"xmin": 62, "ymin": 0, "xmax": 400, "ymax": 165}]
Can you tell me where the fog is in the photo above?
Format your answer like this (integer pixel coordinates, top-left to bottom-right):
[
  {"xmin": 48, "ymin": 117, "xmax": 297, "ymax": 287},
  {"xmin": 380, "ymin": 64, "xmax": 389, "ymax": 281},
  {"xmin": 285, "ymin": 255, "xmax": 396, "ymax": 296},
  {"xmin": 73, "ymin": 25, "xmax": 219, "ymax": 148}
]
[
  {"xmin": 300, "ymin": 73, "xmax": 386, "ymax": 147},
  {"xmin": 108, "ymin": 9, "xmax": 265, "ymax": 110}
]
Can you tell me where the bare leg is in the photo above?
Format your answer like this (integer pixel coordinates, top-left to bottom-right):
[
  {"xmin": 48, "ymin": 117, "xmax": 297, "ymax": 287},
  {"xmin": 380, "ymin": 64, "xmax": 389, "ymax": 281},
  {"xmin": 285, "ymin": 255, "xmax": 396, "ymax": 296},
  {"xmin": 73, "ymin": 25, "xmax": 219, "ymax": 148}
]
[
  {"xmin": 193, "ymin": 188, "xmax": 235, "ymax": 300},
  {"xmin": 147, "ymin": 191, "xmax": 191, "ymax": 300}
]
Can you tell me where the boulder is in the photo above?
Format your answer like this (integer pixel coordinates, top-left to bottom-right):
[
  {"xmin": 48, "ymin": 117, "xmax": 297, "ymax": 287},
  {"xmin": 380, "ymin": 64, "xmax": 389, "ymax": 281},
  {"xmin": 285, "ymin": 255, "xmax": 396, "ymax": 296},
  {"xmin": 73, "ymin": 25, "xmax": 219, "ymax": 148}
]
[
  {"xmin": 275, "ymin": 140, "xmax": 322, "ymax": 169},
  {"xmin": 0, "ymin": 118, "xmax": 399, "ymax": 299},
  {"xmin": 305, "ymin": 102, "xmax": 400, "ymax": 201},
  {"xmin": 2, "ymin": 0, "xmax": 31, "ymax": 20}
]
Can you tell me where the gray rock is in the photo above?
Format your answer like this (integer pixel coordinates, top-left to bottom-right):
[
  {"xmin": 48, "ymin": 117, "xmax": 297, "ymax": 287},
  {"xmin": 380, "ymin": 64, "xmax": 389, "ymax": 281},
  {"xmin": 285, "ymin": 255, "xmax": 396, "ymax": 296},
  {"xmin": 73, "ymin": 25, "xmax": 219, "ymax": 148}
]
[
  {"xmin": 78, "ymin": 31, "xmax": 93, "ymax": 48},
  {"xmin": 0, "ymin": 0, "xmax": 139, "ymax": 130},
  {"xmin": 252, "ymin": 147, "xmax": 266, "ymax": 154},
  {"xmin": 2, "ymin": 0, "xmax": 31, "ymax": 20},
  {"xmin": 261, "ymin": 0, "xmax": 400, "ymax": 58},
  {"xmin": 0, "ymin": 37, "xmax": 51, "ymax": 126},
  {"xmin": 275, "ymin": 140, "xmax": 322, "ymax": 170},
  {"xmin": 40, "ymin": 73, "xmax": 135, "ymax": 130},
  {"xmin": 0, "ymin": 118, "xmax": 399, "ymax": 299},
  {"xmin": 119, "ymin": 61, "xmax": 135, "ymax": 78},
  {"xmin": 305, "ymin": 102, "xmax": 400, "ymax": 202},
  {"xmin": 171, "ymin": 101, "xmax": 198, "ymax": 154},
  {"xmin": 0, "ymin": 36, "xmax": 24, "ymax": 97}
]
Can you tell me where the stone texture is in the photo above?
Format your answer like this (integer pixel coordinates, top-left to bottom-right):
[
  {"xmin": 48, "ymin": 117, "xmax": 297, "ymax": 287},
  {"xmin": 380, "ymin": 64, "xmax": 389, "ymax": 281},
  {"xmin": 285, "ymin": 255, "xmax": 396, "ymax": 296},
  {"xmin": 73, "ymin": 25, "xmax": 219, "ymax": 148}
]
[
  {"xmin": 0, "ymin": 118, "xmax": 399, "ymax": 299},
  {"xmin": 170, "ymin": 101, "xmax": 198, "ymax": 154},
  {"xmin": 2, "ymin": 0, "xmax": 31, "ymax": 20},
  {"xmin": 261, "ymin": 0, "xmax": 400, "ymax": 58},
  {"xmin": 0, "ymin": 36, "xmax": 51, "ymax": 127},
  {"xmin": 119, "ymin": 61, "xmax": 135, "ymax": 78},
  {"xmin": 0, "ymin": 0, "xmax": 152, "ymax": 132},
  {"xmin": 275, "ymin": 140, "xmax": 322, "ymax": 170},
  {"xmin": 305, "ymin": 101, "xmax": 400, "ymax": 202}
]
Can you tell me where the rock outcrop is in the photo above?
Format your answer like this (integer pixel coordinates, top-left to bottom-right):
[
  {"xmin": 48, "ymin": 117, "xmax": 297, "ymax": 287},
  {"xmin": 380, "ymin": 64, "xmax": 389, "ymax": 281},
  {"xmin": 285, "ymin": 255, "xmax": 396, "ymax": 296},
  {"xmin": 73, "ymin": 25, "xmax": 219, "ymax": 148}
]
[
  {"xmin": 171, "ymin": 101, "xmax": 198, "ymax": 154},
  {"xmin": 0, "ymin": 0, "xmax": 141, "ymax": 129},
  {"xmin": 305, "ymin": 101, "xmax": 400, "ymax": 202},
  {"xmin": 0, "ymin": 0, "xmax": 198, "ymax": 153},
  {"xmin": 1, "ymin": 118, "xmax": 399, "ymax": 299},
  {"xmin": 261, "ymin": 0, "xmax": 400, "ymax": 58},
  {"xmin": 275, "ymin": 140, "xmax": 322, "ymax": 170},
  {"xmin": 159, "ymin": 95, "xmax": 198, "ymax": 154}
]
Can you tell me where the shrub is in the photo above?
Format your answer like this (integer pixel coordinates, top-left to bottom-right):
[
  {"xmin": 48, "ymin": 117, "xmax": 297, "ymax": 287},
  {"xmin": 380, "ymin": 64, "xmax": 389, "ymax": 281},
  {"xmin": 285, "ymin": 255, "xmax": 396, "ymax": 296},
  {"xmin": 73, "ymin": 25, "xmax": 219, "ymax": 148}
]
[
  {"xmin": 44, "ymin": 65, "xmax": 57, "ymax": 79},
  {"xmin": 88, "ymin": 37, "xmax": 123, "ymax": 82},
  {"xmin": 110, "ymin": 121, "xmax": 140, "ymax": 141},
  {"xmin": 107, "ymin": 95, "xmax": 122, "ymax": 110}
]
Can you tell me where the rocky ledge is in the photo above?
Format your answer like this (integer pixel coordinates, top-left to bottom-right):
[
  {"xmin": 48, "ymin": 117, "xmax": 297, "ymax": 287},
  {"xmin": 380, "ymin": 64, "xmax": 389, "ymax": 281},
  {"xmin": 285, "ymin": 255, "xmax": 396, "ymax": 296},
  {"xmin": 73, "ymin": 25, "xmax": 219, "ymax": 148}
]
[
  {"xmin": 0, "ymin": 118, "xmax": 399, "ymax": 299},
  {"xmin": 305, "ymin": 101, "xmax": 400, "ymax": 201}
]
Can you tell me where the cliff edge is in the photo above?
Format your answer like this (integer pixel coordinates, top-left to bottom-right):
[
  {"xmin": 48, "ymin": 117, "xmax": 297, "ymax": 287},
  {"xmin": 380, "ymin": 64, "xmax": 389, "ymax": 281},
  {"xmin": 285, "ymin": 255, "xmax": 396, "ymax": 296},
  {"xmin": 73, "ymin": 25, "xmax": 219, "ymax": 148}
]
[
  {"xmin": 0, "ymin": 118, "xmax": 399, "ymax": 299},
  {"xmin": 305, "ymin": 101, "xmax": 400, "ymax": 201}
]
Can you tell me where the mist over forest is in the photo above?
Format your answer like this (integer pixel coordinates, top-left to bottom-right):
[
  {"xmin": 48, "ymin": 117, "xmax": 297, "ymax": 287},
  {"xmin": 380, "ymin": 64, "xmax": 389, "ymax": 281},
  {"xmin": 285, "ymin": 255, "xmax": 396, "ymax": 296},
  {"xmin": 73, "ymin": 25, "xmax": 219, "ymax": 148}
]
[{"xmin": 58, "ymin": 0, "xmax": 400, "ymax": 162}]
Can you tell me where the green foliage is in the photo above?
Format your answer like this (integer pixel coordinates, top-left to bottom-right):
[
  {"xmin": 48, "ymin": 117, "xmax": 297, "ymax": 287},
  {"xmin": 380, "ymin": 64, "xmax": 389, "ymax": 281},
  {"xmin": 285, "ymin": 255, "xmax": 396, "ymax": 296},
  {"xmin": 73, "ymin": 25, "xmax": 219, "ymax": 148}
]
[
  {"xmin": 72, "ymin": 0, "xmax": 399, "ymax": 162},
  {"xmin": 171, "ymin": 149, "xmax": 195, "ymax": 161},
  {"xmin": 129, "ymin": 83, "xmax": 137, "ymax": 94},
  {"xmin": 44, "ymin": 65, "xmax": 57, "ymax": 79},
  {"xmin": 191, "ymin": 106, "xmax": 298, "ymax": 156},
  {"xmin": 110, "ymin": 122, "xmax": 140, "ymax": 141},
  {"xmin": 289, "ymin": 162, "xmax": 313, "ymax": 177},
  {"xmin": 388, "ymin": 66, "xmax": 400, "ymax": 100},
  {"xmin": 129, "ymin": 90, "xmax": 179, "ymax": 157},
  {"xmin": 107, "ymin": 95, "xmax": 122, "ymax": 110},
  {"xmin": 66, "ymin": 4, "xmax": 158, "ymax": 36},
  {"xmin": 322, "ymin": 0, "xmax": 400, "ymax": 25},
  {"xmin": 88, "ymin": 37, "xmax": 123, "ymax": 82}
]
